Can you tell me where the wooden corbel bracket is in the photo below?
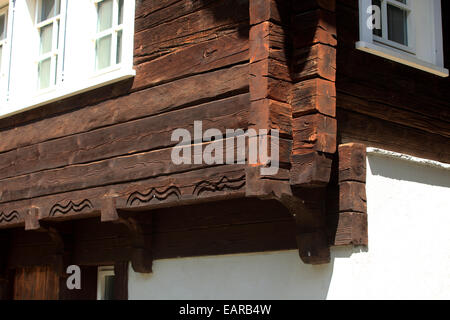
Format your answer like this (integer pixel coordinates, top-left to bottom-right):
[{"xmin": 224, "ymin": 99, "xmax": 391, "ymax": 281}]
[
  {"xmin": 279, "ymin": 188, "xmax": 330, "ymax": 265},
  {"xmin": 101, "ymin": 198, "xmax": 153, "ymax": 273},
  {"xmin": 25, "ymin": 208, "xmax": 72, "ymax": 276},
  {"xmin": 246, "ymin": 166, "xmax": 330, "ymax": 264}
]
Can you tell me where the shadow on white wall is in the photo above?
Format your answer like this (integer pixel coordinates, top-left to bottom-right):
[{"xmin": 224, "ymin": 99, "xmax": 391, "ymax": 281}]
[{"xmin": 128, "ymin": 152, "xmax": 450, "ymax": 300}]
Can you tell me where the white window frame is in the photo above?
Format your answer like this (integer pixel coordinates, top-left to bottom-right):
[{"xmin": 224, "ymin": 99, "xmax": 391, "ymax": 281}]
[
  {"xmin": 34, "ymin": 0, "xmax": 67, "ymax": 93},
  {"xmin": 97, "ymin": 266, "xmax": 115, "ymax": 300},
  {"xmin": 0, "ymin": 5, "xmax": 8, "ymax": 70},
  {"xmin": 0, "ymin": 0, "xmax": 135, "ymax": 119},
  {"xmin": 0, "ymin": 3, "xmax": 10, "ymax": 100},
  {"xmin": 356, "ymin": 0, "xmax": 449, "ymax": 77}
]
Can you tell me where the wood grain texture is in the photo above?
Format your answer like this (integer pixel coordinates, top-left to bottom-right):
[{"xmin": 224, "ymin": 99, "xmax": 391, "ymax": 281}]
[
  {"xmin": 0, "ymin": 165, "xmax": 250, "ymax": 230},
  {"xmin": 292, "ymin": 113, "xmax": 337, "ymax": 154},
  {"xmin": 337, "ymin": 109, "xmax": 450, "ymax": 164},
  {"xmin": 327, "ymin": 143, "xmax": 368, "ymax": 247},
  {"xmin": 291, "ymin": 78, "xmax": 336, "ymax": 117},
  {"xmin": 13, "ymin": 266, "xmax": 59, "ymax": 300},
  {"xmin": 290, "ymin": 151, "xmax": 333, "ymax": 187},
  {"xmin": 0, "ymin": 94, "xmax": 250, "ymax": 180}
]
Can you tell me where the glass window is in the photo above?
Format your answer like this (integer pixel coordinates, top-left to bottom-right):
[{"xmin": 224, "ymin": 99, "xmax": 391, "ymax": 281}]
[
  {"xmin": 36, "ymin": 0, "xmax": 62, "ymax": 90},
  {"xmin": 387, "ymin": 4, "xmax": 408, "ymax": 46},
  {"xmin": 95, "ymin": 0, "xmax": 124, "ymax": 71},
  {"xmin": 371, "ymin": 0, "xmax": 410, "ymax": 49},
  {"xmin": 0, "ymin": 10, "xmax": 7, "ymax": 75},
  {"xmin": 38, "ymin": 0, "xmax": 60, "ymax": 23}
]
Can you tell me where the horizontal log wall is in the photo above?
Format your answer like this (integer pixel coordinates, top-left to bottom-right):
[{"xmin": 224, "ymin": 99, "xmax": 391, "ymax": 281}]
[
  {"xmin": 336, "ymin": 0, "xmax": 450, "ymax": 163},
  {"xmin": 0, "ymin": 0, "xmax": 260, "ymax": 229}
]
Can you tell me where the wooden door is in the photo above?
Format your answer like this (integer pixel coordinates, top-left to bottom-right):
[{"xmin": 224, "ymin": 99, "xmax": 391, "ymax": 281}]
[{"xmin": 13, "ymin": 266, "xmax": 59, "ymax": 300}]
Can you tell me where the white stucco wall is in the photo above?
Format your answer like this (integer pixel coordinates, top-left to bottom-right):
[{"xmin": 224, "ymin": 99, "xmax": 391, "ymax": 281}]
[{"xmin": 128, "ymin": 150, "xmax": 450, "ymax": 300}]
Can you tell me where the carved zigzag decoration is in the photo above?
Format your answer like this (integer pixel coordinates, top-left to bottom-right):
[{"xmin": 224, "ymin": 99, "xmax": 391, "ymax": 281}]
[
  {"xmin": 193, "ymin": 175, "xmax": 246, "ymax": 196},
  {"xmin": 0, "ymin": 211, "xmax": 20, "ymax": 223},
  {"xmin": 127, "ymin": 186, "xmax": 181, "ymax": 207},
  {"xmin": 49, "ymin": 199, "xmax": 94, "ymax": 217}
]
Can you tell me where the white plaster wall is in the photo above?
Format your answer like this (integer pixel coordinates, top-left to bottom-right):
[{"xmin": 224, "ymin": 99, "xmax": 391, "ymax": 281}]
[{"xmin": 128, "ymin": 151, "xmax": 450, "ymax": 300}]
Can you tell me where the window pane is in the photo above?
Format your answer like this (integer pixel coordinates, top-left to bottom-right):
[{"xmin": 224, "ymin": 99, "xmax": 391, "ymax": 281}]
[
  {"xmin": 104, "ymin": 275, "xmax": 115, "ymax": 300},
  {"xmin": 54, "ymin": 55, "xmax": 58, "ymax": 84},
  {"xmin": 0, "ymin": 14, "xmax": 5, "ymax": 40},
  {"xmin": 97, "ymin": 0, "xmax": 113, "ymax": 32},
  {"xmin": 0, "ymin": 45, "xmax": 3, "ymax": 74},
  {"xmin": 116, "ymin": 30, "xmax": 122, "ymax": 64},
  {"xmin": 118, "ymin": 0, "xmax": 124, "ymax": 25},
  {"xmin": 40, "ymin": 23, "xmax": 53, "ymax": 54},
  {"xmin": 96, "ymin": 34, "xmax": 112, "ymax": 70},
  {"xmin": 39, "ymin": 0, "xmax": 60, "ymax": 22},
  {"xmin": 55, "ymin": 20, "xmax": 60, "ymax": 49},
  {"xmin": 372, "ymin": 0, "xmax": 382, "ymax": 37},
  {"xmin": 387, "ymin": 4, "xmax": 408, "ymax": 46},
  {"xmin": 38, "ymin": 58, "xmax": 51, "ymax": 89}
]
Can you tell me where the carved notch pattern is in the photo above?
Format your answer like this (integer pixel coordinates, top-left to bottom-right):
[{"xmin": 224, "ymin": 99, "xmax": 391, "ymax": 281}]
[
  {"xmin": 49, "ymin": 199, "xmax": 93, "ymax": 217},
  {"xmin": 193, "ymin": 175, "xmax": 246, "ymax": 196},
  {"xmin": 0, "ymin": 211, "xmax": 19, "ymax": 223},
  {"xmin": 127, "ymin": 186, "xmax": 181, "ymax": 207}
]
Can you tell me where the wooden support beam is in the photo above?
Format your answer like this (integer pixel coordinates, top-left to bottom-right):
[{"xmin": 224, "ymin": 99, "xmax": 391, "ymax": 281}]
[
  {"xmin": 279, "ymin": 189, "xmax": 330, "ymax": 265},
  {"xmin": 101, "ymin": 199, "xmax": 153, "ymax": 273},
  {"xmin": 0, "ymin": 232, "xmax": 11, "ymax": 300},
  {"xmin": 113, "ymin": 262, "xmax": 129, "ymax": 300},
  {"xmin": 35, "ymin": 223, "xmax": 72, "ymax": 277}
]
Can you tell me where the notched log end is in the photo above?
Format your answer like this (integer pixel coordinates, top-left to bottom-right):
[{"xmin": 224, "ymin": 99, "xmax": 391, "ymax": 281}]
[{"xmin": 290, "ymin": 151, "xmax": 333, "ymax": 187}]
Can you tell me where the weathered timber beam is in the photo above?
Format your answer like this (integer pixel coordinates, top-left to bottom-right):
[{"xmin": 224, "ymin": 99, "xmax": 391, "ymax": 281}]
[
  {"xmin": 24, "ymin": 216, "xmax": 73, "ymax": 276},
  {"xmin": 0, "ymin": 166, "xmax": 248, "ymax": 229},
  {"xmin": 280, "ymin": 189, "xmax": 330, "ymax": 265},
  {"xmin": 327, "ymin": 143, "xmax": 368, "ymax": 246},
  {"xmin": 246, "ymin": 166, "xmax": 330, "ymax": 264},
  {"xmin": 101, "ymin": 198, "xmax": 152, "ymax": 273}
]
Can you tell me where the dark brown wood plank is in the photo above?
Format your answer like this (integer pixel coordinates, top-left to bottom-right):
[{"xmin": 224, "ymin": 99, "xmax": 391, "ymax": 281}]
[
  {"xmin": 133, "ymin": 31, "xmax": 249, "ymax": 90},
  {"xmin": 134, "ymin": 0, "xmax": 249, "ymax": 65},
  {"xmin": 337, "ymin": 109, "xmax": 450, "ymax": 164},
  {"xmin": 0, "ymin": 94, "xmax": 250, "ymax": 180},
  {"xmin": 0, "ymin": 64, "xmax": 249, "ymax": 154},
  {"xmin": 13, "ymin": 266, "xmax": 59, "ymax": 300}
]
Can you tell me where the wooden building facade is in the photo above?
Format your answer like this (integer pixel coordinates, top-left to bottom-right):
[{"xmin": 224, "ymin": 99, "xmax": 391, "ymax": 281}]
[{"xmin": 0, "ymin": 0, "xmax": 448, "ymax": 300}]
